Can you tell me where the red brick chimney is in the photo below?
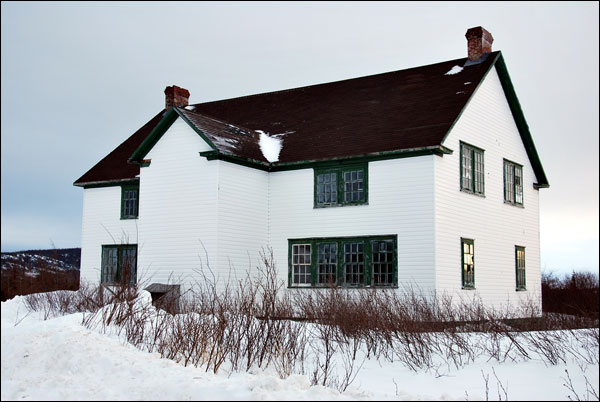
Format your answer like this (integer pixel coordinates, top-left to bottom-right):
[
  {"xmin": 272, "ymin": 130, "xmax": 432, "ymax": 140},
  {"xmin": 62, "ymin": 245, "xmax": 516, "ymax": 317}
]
[
  {"xmin": 465, "ymin": 27, "xmax": 494, "ymax": 61},
  {"xmin": 164, "ymin": 85, "xmax": 190, "ymax": 109}
]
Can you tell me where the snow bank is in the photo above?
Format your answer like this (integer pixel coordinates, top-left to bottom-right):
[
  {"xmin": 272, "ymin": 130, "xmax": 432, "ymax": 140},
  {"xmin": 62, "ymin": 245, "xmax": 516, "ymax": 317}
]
[
  {"xmin": 0, "ymin": 295, "xmax": 350, "ymax": 401},
  {"xmin": 1, "ymin": 294, "xmax": 598, "ymax": 401}
]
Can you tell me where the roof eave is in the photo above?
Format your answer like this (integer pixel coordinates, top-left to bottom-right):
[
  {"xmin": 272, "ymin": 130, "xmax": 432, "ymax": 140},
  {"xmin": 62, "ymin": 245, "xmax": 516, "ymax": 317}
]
[
  {"xmin": 200, "ymin": 145, "xmax": 452, "ymax": 172},
  {"xmin": 73, "ymin": 177, "xmax": 139, "ymax": 188}
]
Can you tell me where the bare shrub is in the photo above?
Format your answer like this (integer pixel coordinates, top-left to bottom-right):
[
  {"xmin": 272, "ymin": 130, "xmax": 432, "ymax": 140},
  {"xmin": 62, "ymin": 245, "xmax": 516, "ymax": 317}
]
[{"xmin": 21, "ymin": 248, "xmax": 599, "ymax": 394}]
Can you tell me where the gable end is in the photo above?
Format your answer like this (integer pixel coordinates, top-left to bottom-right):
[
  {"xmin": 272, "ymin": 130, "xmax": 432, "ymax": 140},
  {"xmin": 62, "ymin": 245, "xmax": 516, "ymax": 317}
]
[{"xmin": 128, "ymin": 108, "xmax": 219, "ymax": 164}]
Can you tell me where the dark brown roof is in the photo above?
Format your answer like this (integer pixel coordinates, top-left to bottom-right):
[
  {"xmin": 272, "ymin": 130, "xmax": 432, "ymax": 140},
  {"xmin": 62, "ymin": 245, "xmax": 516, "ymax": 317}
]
[
  {"xmin": 190, "ymin": 53, "xmax": 497, "ymax": 163},
  {"xmin": 76, "ymin": 51, "xmax": 547, "ymax": 187}
]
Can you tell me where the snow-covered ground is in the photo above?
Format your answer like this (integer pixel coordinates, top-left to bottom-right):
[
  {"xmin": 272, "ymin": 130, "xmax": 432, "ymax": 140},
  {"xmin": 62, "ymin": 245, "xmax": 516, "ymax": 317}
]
[{"xmin": 2, "ymin": 293, "xmax": 598, "ymax": 401}]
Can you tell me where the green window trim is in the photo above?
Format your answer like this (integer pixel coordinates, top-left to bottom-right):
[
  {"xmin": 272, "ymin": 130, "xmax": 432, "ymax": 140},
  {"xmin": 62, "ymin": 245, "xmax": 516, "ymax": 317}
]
[
  {"xmin": 288, "ymin": 235, "xmax": 397, "ymax": 288},
  {"xmin": 101, "ymin": 244, "xmax": 138, "ymax": 285},
  {"xmin": 515, "ymin": 246, "xmax": 526, "ymax": 291},
  {"xmin": 461, "ymin": 238, "xmax": 475, "ymax": 289},
  {"xmin": 120, "ymin": 183, "xmax": 139, "ymax": 219},
  {"xmin": 503, "ymin": 159, "xmax": 524, "ymax": 206},
  {"xmin": 459, "ymin": 141, "xmax": 485, "ymax": 196},
  {"xmin": 314, "ymin": 163, "xmax": 368, "ymax": 208}
]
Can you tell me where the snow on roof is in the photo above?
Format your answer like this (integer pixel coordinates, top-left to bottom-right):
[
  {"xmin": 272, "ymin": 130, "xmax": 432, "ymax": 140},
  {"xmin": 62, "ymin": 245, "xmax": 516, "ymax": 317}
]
[
  {"xmin": 211, "ymin": 136, "xmax": 239, "ymax": 151},
  {"xmin": 257, "ymin": 130, "xmax": 282, "ymax": 163},
  {"xmin": 184, "ymin": 105, "xmax": 196, "ymax": 110},
  {"xmin": 445, "ymin": 65, "xmax": 464, "ymax": 75}
]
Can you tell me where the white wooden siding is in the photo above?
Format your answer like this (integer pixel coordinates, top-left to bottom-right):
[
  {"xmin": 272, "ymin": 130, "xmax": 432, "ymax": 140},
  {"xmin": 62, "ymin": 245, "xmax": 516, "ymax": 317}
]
[
  {"xmin": 216, "ymin": 160, "xmax": 269, "ymax": 285},
  {"xmin": 435, "ymin": 66, "xmax": 542, "ymax": 311},
  {"xmin": 80, "ymin": 186, "xmax": 140, "ymax": 284},
  {"xmin": 269, "ymin": 156, "xmax": 437, "ymax": 292},
  {"xmin": 137, "ymin": 117, "xmax": 219, "ymax": 290}
]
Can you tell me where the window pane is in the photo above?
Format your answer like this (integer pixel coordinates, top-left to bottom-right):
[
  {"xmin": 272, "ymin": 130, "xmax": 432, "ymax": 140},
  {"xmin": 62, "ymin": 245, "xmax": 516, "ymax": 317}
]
[
  {"xmin": 344, "ymin": 242, "xmax": 364, "ymax": 285},
  {"xmin": 504, "ymin": 162, "xmax": 514, "ymax": 203},
  {"xmin": 372, "ymin": 240, "xmax": 394, "ymax": 286},
  {"xmin": 317, "ymin": 173, "xmax": 337, "ymax": 205},
  {"xmin": 474, "ymin": 149, "xmax": 484, "ymax": 194},
  {"xmin": 292, "ymin": 243, "xmax": 311, "ymax": 285},
  {"xmin": 343, "ymin": 169, "xmax": 364, "ymax": 204},
  {"xmin": 101, "ymin": 247, "xmax": 118, "ymax": 284},
  {"xmin": 516, "ymin": 247, "xmax": 526, "ymax": 289},
  {"xmin": 317, "ymin": 243, "xmax": 337, "ymax": 285},
  {"xmin": 515, "ymin": 166, "xmax": 523, "ymax": 204},
  {"xmin": 120, "ymin": 247, "xmax": 137, "ymax": 285},
  {"xmin": 462, "ymin": 145, "xmax": 473, "ymax": 190},
  {"xmin": 462, "ymin": 240, "xmax": 474, "ymax": 288}
]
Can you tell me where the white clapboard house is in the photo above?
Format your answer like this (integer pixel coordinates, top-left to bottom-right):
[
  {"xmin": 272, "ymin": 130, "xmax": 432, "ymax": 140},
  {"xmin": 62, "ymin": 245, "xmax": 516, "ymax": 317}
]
[{"xmin": 74, "ymin": 27, "xmax": 549, "ymax": 310}]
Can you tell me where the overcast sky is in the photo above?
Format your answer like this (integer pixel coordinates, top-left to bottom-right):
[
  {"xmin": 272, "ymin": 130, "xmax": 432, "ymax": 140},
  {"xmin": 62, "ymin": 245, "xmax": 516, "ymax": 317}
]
[{"xmin": 1, "ymin": 1, "xmax": 598, "ymax": 275}]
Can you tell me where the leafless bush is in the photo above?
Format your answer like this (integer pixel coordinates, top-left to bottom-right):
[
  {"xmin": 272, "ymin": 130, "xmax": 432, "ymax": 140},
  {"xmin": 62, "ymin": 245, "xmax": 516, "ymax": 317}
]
[
  {"xmin": 22, "ymin": 249, "xmax": 599, "ymax": 394},
  {"xmin": 23, "ymin": 281, "xmax": 108, "ymax": 319}
]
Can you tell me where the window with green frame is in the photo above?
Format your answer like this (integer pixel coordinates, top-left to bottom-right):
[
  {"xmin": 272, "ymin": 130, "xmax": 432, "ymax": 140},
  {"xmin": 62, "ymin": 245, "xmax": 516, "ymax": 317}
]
[
  {"xmin": 460, "ymin": 142, "xmax": 485, "ymax": 195},
  {"xmin": 461, "ymin": 238, "xmax": 475, "ymax": 289},
  {"xmin": 314, "ymin": 164, "xmax": 368, "ymax": 207},
  {"xmin": 515, "ymin": 246, "xmax": 526, "ymax": 290},
  {"xmin": 288, "ymin": 235, "xmax": 397, "ymax": 287},
  {"xmin": 504, "ymin": 159, "xmax": 523, "ymax": 206},
  {"xmin": 101, "ymin": 245, "xmax": 137, "ymax": 285},
  {"xmin": 121, "ymin": 182, "xmax": 139, "ymax": 219}
]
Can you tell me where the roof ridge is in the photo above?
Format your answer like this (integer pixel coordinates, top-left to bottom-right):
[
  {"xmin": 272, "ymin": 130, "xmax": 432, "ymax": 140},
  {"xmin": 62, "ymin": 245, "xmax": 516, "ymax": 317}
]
[{"xmin": 192, "ymin": 54, "xmax": 482, "ymax": 107}]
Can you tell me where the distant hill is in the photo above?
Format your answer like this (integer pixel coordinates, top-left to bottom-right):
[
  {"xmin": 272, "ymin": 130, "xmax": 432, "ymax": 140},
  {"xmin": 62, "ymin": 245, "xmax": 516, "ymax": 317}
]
[
  {"xmin": 1, "ymin": 248, "xmax": 80, "ymax": 273},
  {"xmin": 1, "ymin": 248, "xmax": 80, "ymax": 301}
]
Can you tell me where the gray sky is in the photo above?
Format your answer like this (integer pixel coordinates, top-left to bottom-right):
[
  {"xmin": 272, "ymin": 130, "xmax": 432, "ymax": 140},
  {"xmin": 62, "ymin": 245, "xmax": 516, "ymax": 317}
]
[{"xmin": 1, "ymin": 1, "xmax": 598, "ymax": 275}]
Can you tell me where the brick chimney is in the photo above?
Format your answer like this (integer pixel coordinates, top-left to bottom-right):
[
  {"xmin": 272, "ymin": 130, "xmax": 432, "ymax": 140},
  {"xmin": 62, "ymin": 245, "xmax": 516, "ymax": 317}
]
[
  {"xmin": 465, "ymin": 27, "xmax": 494, "ymax": 61},
  {"xmin": 164, "ymin": 85, "xmax": 190, "ymax": 109}
]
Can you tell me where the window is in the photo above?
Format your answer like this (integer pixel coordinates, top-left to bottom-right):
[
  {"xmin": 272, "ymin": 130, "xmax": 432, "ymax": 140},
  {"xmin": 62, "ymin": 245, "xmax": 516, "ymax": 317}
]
[
  {"xmin": 515, "ymin": 246, "xmax": 526, "ymax": 290},
  {"xmin": 315, "ymin": 164, "xmax": 368, "ymax": 207},
  {"xmin": 460, "ymin": 142, "xmax": 485, "ymax": 195},
  {"xmin": 461, "ymin": 238, "xmax": 475, "ymax": 289},
  {"xmin": 289, "ymin": 235, "xmax": 397, "ymax": 287},
  {"xmin": 504, "ymin": 160, "xmax": 523, "ymax": 206},
  {"xmin": 101, "ymin": 245, "xmax": 137, "ymax": 285},
  {"xmin": 121, "ymin": 183, "xmax": 139, "ymax": 219}
]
